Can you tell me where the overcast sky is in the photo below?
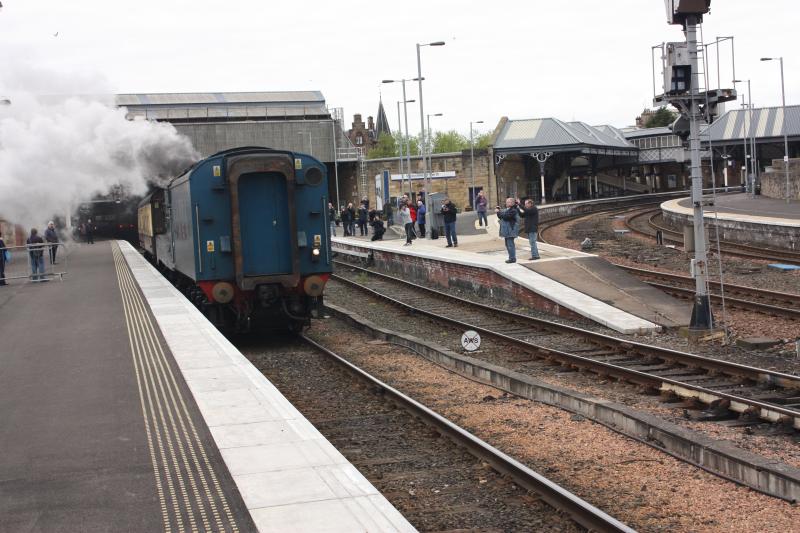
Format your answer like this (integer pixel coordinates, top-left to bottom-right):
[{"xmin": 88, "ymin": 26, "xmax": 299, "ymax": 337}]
[{"xmin": 1, "ymin": 1, "xmax": 796, "ymax": 136}]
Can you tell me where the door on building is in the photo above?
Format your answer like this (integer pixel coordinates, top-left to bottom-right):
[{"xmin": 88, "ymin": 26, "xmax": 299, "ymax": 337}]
[{"xmin": 468, "ymin": 187, "xmax": 483, "ymax": 210}]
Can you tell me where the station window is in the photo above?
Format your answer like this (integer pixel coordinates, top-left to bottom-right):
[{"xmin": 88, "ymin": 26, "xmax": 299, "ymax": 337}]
[{"xmin": 356, "ymin": 135, "xmax": 363, "ymax": 145}]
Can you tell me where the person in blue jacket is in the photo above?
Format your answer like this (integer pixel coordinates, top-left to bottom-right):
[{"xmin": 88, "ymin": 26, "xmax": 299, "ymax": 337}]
[
  {"xmin": 416, "ymin": 200, "xmax": 427, "ymax": 239},
  {"xmin": 495, "ymin": 198, "xmax": 520, "ymax": 263}
]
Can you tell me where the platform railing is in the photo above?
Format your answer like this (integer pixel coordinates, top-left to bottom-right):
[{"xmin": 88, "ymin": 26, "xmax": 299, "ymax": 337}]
[{"xmin": 0, "ymin": 243, "xmax": 68, "ymax": 283}]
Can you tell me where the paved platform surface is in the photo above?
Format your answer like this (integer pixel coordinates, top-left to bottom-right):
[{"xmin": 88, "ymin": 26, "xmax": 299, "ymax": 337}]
[
  {"xmin": 524, "ymin": 256, "xmax": 690, "ymax": 328},
  {"xmin": 334, "ymin": 231, "xmax": 663, "ymax": 334},
  {"xmin": 0, "ymin": 241, "xmax": 415, "ymax": 533},
  {"xmin": 119, "ymin": 241, "xmax": 416, "ymax": 532},
  {"xmin": 669, "ymin": 193, "xmax": 800, "ymax": 226},
  {"xmin": 0, "ymin": 242, "xmax": 254, "ymax": 532}
]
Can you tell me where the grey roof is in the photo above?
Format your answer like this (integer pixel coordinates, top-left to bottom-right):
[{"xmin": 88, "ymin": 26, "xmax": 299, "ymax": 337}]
[
  {"xmin": 116, "ymin": 91, "xmax": 329, "ymax": 121},
  {"xmin": 623, "ymin": 127, "xmax": 674, "ymax": 139},
  {"xmin": 704, "ymin": 105, "xmax": 800, "ymax": 143},
  {"xmin": 116, "ymin": 91, "xmax": 325, "ymax": 106},
  {"xmin": 494, "ymin": 118, "xmax": 636, "ymax": 155}
]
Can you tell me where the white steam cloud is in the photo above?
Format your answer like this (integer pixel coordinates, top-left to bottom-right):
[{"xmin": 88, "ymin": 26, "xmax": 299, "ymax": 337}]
[{"xmin": 0, "ymin": 67, "xmax": 198, "ymax": 232}]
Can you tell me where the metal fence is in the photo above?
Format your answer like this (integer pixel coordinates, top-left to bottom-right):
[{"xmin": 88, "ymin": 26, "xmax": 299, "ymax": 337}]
[{"xmin": 0, "ymin": 243, "xmax": 68, "ymax": 283}]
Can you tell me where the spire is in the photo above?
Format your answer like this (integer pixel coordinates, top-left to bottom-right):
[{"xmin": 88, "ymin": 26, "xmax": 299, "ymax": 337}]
[{"xmin": 375, "ymin": 99, "xmax": 391, "ymax": 137}]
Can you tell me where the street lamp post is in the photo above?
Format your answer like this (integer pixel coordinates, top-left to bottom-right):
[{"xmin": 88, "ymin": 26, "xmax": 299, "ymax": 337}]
[
  {"xmin": 416, "ymin": 41, "xmax": 445, "ymax": 237},
  {"xmin": 734, "ymin": 80, "xmax": 755, "ymax": 193},
  {"xmin": 384, "ymin": 78, "xmax": 422, "ymax": 201},
  {"xmin": 762, "ymin": 57, "xmax": 791, "ymax": 202},
  {"xmin": 394, "ymin": 97, "xmax": 416, "ymax": 199},
  {"xmin": 396, "ymin": 101, "xmax": 405, "ymax": 200},
  {"xmin": 426, "ymin": 113, "xmax": 443, "ymax": 183},
  {"xmin": 469, "ymin": 121, "xmax": 484, "ymax": 210}
]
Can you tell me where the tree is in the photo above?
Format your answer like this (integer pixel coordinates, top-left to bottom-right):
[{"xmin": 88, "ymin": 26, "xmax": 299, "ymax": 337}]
[
  {"xmin": 645, "ymin": 107, "xmax": 678, "ymax": 128},
  {"xmin": 473, "ymin": 132, "xmax": 492, "ymax": 150},
  {"xmin": 432, "ymin": 130, "xmax": 469, "ymax": 153},
  {"xmin": 367, "ymin": 132, "xmax": 398, "ymax": 159}
]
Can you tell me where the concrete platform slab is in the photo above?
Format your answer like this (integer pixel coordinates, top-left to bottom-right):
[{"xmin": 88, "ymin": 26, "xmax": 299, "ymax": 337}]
[
  {"xmin": 662, "ymin": 193, "xmax": 800, "ymax": 250},
  {"xmin": 524, "ymin": 256, "xmax": 691, "ymax": 328},
  {"xmin": 118, "ymin": 241, "xmax": 416, "ymax": 533},
  {"xmin": 333, "ymin": 232, "xmax": 661, "ymax": 334}
]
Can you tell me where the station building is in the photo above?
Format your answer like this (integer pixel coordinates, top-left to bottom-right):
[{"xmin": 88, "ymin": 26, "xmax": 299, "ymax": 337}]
[
  {"xmin": 114, "ymin": 92, "xmax": 800, "ymax": 211},
  {"xmin": 116, "ymin": 91, "xmax": 368, "ymax": 209}
]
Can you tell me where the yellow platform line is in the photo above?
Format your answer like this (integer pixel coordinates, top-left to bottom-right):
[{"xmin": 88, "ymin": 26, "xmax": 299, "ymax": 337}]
[{"xmin": 112, "ymin": 242, "xmax": 240, "ymax": 533}]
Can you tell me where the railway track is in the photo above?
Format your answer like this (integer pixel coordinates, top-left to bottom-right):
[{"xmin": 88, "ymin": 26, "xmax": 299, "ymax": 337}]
[
  {"xmin": 625, "ymin": 208, "xmax": 800, "ymax": 266},
  {"xmin": 615, "ymin": 264, "xmax": 800, "ymax": 321},
  {"xmin": 239, "ymin": 334, "xmax": 633, "ymax": 533},
  {"xmin": 331, "ymin": 261, "xmax": 800, "ymax": 430}
]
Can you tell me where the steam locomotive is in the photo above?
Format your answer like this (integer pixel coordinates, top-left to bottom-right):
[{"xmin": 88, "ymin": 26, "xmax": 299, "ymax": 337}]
[{"xmin": 138, "ymin": 146, "xmax": 332, "ymax": 332}]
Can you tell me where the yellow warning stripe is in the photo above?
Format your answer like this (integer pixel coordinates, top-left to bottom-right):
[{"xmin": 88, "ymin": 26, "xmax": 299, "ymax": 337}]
[{"xmin": 112, "ymin": 242, "xmax": 239, "ymax": 533}]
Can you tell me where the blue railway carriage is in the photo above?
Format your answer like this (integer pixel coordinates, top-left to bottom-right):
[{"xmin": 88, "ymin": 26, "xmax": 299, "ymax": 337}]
[{"xmin": 139, "ymin": 146, "xmax": 332, "ymax": 332}]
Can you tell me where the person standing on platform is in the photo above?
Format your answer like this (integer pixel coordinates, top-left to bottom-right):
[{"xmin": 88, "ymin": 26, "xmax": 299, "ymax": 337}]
[
  {"xmin": 519, "ymin": 198, "xmax": 540, "ymax": 260},
  {"xmin": 45, "ymin": 221, "xmax": 59, "ymax": 264},
  {"xmin": 328, "ymin": 202, "xmax": 338, "ymax": 237},
  {"xmin": 0, "ymin": 235, "xmax": 7, "ymax": 286},
  {"xmin": 357, "ymin": 203, "xmax": 368, "ymax": 236},
  {"xmin": 345, "ymin": 203, "xmax": 356, "ymax": 237},
  {"xmin": 476, "ymin": 190, "xmax": 488, "ymax": 227},
  {"xmin": 441, "ymin": 198, "xmax": 458, "ymax": 248},
  {"xmin": 496, "ymin": 198, "xmax": 520, "ymax": 264},
  {"xmin": 27, "ymin": 228, "xmax": 47, "ymax": 281},
  {"xmin": 408, "ymin": 202, "xmax": 417, "ymax": 239},
  {"xmin": 340, "ymin": 205, "xmax": 351, "ymax": 236},
  {"xmin": 384, "ymin": 201, "xmax": 394, "ymax": 227},
  {"xmin": 370, "ymin": 216, "xmax": 385, "ymax": 241},
  {"xmin": 85, "ymin": 219, "xmax": 94, "ymax": 244},
  {"xmin": 416, "ymin": 200, "xmax": 427, "ymax": 239},
  {"xmin": 361, "ymin": 196, "xmax": 369, "ymax": 210},
  {"xmin": 399, "ymin": 203, "xmax": 414, "ymax": 246}
]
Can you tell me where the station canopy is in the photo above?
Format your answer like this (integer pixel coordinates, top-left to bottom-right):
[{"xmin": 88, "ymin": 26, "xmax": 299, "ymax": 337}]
[
  {"xmin": 704, "ymin": 105, "xmax": 800, "ymax": 143},
  {"xmin": 493, "ymin": 118, "xmax": 638, "ymax": 157}
]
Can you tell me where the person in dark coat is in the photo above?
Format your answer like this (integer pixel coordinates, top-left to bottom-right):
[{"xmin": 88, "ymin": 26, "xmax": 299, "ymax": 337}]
[
  {"xmin": 370, "ymin": 217, "xmax": 385, "ymax": 241},
  {"xmin": 440, "ymin": 198, "xmax": 458, "ymax": 247},
  {"xmin": 383, "ymin": 202, "xmax": 394, "ymax": 227},
  {"xmin": 496, "ymin": 198, "xmax": 520, "ymax": 263},
  {"xmin": 85, "ymin": 219, "xmax": 94, "ymax": 244},
  {"xmin": 346, "ymin": 203, "xmax": 356, "ymax": 236},
  {"xmin": 328, "ymin": 202, "xmax": 338, "ymax": 237},
  {"xmin": 518, "ymin": 198, "xmax": 540, "ymax": 260},
  {"xmin": 0, "ymin": 235, "xmax": 7, "ymax": 286},
  {"xmin": 357, "ymin": 204, "xmax": 368, "ymax": 236},
  {"xmin": 416, "ymin": 200, "xmax": 427, "ymax": 239},
  {"xmin": 27, "ymin": 228, "xmax": 47, "ymax": 281},
  {"xmin": 44, "ymin": 221, "xmax": 59, "ymax": 264}
]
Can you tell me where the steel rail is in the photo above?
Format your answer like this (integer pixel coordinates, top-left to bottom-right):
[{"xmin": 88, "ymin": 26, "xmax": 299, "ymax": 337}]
[
  {"xmin": 614, "ymin": 264, "xmax": 800, "ymax": 308},
  {"xmin": 330, "ymin": 264, "xmax": 800, "ymax": 429},
  {"xmin": 644, "ymin": 281, "xmax": 800, "ymax": 320},
  {"xmin": 300, "ymin": 334, "xmax": 637, "ymax": 533}
]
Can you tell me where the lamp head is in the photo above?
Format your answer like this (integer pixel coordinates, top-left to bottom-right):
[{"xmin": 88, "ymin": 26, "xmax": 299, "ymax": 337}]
[
  {"xmin": 430, "ymin": 41, "xmax": 445, "ymax": 46},
  {"xmin": 382, "ymin": 79, "xmax": 395, "ymax": 84}
]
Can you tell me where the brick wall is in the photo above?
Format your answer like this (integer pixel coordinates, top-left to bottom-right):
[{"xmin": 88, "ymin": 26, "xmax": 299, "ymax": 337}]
[
  {"xmin": 334, "ymin": 243, "xmax": 582, "ymax": 320},
  {"xmin": 762, "ymin": 158, "xmax": 800, "ymax": 200}
]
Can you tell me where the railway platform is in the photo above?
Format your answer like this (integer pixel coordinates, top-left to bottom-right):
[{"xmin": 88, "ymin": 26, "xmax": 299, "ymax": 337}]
[
  {"xmin": 661, "ymin": 193, "xmax": 800, "ymax": 250},
  {"xmin": 333, "ymin": 225, "xmax": 690, "ymax": 333},
  {"xmin": 0, "ymin": 241, "xmax": 415, "ymax": 533}
]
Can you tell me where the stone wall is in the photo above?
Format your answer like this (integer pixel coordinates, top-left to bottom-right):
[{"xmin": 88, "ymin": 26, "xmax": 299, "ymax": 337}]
[
  {"xmin": 761, "ymin": 158, "xmax": 800, "ymax": 200},
  {"xmin": 362, "ymin": 150, "xmax": 494, "ymax": 210}
]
